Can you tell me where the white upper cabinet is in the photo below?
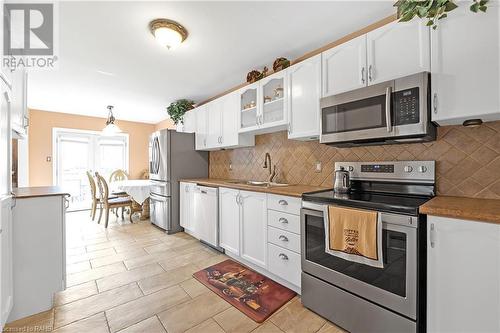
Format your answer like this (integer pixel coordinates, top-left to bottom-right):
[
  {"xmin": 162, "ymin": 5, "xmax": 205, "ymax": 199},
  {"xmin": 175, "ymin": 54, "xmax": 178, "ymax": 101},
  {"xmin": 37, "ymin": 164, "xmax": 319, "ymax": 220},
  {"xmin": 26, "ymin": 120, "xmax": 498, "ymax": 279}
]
[
  {"xmin": 219, "ymin": 187, "xmax": 240, "ymax": 256},
  {"xmin": 239, "ymin": 71, "xmax": 288, "ymax": 135},
  {"xmin": 431, "ymin": 4, "xmax": 500, "ymax": 125},
  {"xmin": 322, "ymin": 35, "xmax": 367, "ymax": 97},
  {"xmin": 287, "ymin": 54, "xmax": 322, "ymax": 140},
  {"xmin": 206, "ymin": 101, "xmax": 222, "ymax": 148},
  {"xmin": 196, "ymin": 92, "xmax": 254, "ymax": 151},
  {"xmin": 240, "ymin": 190, "xmax": 267, "ymax": 268},
  {"xmin": 367, "ymin": 20, "xmax": 430, "ymax": 85},
  {"xmin": 178, "ymin": 109, "xmax": 196, "ymax": 133},
  {"xmin": 427, "ymin": 216, "xmax": 500, "ymax": 333},
  {"xmin": 11, "ymin": 69, "xmax": 29, "ymax": 138},
  {"xmin": 194, "ymin": 105, "xmax": 207, "ymax": 151}
]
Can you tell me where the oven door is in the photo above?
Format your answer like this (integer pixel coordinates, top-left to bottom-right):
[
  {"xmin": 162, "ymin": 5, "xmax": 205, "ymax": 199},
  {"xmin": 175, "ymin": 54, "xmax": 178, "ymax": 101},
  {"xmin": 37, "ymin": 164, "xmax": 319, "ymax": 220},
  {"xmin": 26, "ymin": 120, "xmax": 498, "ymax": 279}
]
[
  {"xmin": 320, "ymin": 80, "xmax": 395, "ymax": 144},
  {"xmin": 301, "ymin": 204, "xmax": 417, "ymax": 319}
]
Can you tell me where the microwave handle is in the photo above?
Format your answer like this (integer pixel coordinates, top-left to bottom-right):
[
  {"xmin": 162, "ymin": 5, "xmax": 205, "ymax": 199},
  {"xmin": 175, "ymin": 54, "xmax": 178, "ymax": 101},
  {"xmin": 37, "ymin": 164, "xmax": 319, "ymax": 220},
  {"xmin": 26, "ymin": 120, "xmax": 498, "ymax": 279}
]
[{"xmin": 385, "ymin": 86, "xmax": 392, "ymax": 133}]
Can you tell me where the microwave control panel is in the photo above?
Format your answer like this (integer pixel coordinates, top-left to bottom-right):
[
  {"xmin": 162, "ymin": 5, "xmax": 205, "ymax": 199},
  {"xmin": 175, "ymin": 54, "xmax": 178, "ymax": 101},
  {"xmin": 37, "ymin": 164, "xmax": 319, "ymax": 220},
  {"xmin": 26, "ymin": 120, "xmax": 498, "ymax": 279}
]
[{"xmin": 393, "ymin": 87, "xmax": 419, "ymax": 125}]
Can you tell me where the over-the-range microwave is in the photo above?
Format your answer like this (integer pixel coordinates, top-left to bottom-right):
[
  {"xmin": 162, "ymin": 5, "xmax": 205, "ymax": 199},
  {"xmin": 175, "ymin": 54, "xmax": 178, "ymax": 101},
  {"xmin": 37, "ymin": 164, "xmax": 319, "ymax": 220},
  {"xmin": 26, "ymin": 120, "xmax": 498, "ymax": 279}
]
[{"xmin": 320, "ymin": 72, "xmax": 436, "ymax": 147}]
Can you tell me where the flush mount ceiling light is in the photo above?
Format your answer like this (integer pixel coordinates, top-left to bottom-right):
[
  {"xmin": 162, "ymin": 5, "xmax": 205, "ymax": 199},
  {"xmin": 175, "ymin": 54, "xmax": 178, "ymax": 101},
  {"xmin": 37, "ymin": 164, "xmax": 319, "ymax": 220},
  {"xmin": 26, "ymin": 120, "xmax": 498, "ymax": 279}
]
[
  {"xmin": 149, "ymin": 18, "xmax": 188, "ymax": 49},
  {"xmin": 102, "ymin": 105, "xmax": 122, "ymax": 136}
]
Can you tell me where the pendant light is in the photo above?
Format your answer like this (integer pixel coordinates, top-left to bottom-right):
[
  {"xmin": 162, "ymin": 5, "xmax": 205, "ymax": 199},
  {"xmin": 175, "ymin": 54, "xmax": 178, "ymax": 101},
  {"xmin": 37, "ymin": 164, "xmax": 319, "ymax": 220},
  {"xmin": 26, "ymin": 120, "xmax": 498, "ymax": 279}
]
[{"xmin": 102, "ymin": 105, "xmax": 122, "ymax": 135}]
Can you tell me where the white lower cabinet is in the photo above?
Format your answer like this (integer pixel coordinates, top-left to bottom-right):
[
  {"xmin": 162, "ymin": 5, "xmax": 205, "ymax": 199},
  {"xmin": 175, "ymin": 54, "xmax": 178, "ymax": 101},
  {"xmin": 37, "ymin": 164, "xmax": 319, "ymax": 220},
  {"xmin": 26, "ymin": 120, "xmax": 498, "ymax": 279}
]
[
  {"xmin": 427, "ymin": 215, "xmax": 500, "ymax": 333},
  {"xmin": 179, "ymin": 182, "xmax": 197, "ymax": 237},
  {"xmin": 219, "ymin": 187, "xmax": 240, "ymax": 255},
  {"xmin": 10, "ymin": 195, "xmax": 67, "ymax": 322},
  {"xmin": 218, "ymin": 188, "xmax": 302, "ymax": 291},
  {"xmin": 240, "ymin": 191, "xmax": 267, "ymax": 268},
  {"xmin": 0, "ymin": 196, "xmax": 13, "ymax": 330}
]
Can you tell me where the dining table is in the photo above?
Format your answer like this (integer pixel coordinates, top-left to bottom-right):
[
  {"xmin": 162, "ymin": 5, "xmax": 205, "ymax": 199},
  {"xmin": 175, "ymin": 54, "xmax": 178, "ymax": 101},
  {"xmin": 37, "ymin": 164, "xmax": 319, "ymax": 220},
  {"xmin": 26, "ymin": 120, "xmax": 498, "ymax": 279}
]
[{"xmin": 110, "ymin": 179, "xmax": 154, "ymax": 220}]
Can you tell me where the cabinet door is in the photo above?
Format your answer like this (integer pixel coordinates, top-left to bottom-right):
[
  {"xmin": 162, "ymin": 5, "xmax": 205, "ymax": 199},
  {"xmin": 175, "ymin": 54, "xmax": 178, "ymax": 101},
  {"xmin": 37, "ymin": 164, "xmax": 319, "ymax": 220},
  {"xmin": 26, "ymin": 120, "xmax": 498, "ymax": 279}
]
[
  {"xmin": 427, "ymin": 216, "xmax": 500, "ymax": 333},
  {"xmin": 240, "ymin": 191, "xmax": 267, "ymax": 268},
  {"xmin": 322, "ymin": 34, "xmax": 367, "ymax": 97},
  {"xmin": 0, "ymin": 196, "xmax": 13, "ymax": 329},
  {"xmin": 11, "ymin": 69, "xmax": 28, "ymax": 137},
  {"xmin": 195, "ymin": 106, "xmax": 208, "ymax": 150},
  {"xmin": 287, "ymin": 54, "xmax": 321, "ymax": 140},
  {"xmin": 260, "ymin": 71, "xmax": 287, "ymax": 128},
  {"xmin": 0, "ymin": 80, "xmax": 11, "ymax": 195},
  {"xmin": 431, "ymin": 4, "xmax": 500, "ymax": 125},
  {"xmin": 206, "ymin": 101, "xmax": 222, "ymax": 149},
  {"xmin": 182, "ymin": 110, "xmax": 196, "ymax": 133},
  {"xmin": 239, "ymin": 83, "xmax": 259, "ymax": 132},
  {"xmin": 219, "ymin": 188, "xmax": 240, "ymax": 255},
  {"xmin": 220, "ymin": 93, "xmax": 239, "ymax": 147},
  {"xmin": 367, "ymin": 21, "xmax": 430, "ymax": 85},
  {"xmin": 179, "ymin": 182, "xmax": 190, "ymax": 230}
]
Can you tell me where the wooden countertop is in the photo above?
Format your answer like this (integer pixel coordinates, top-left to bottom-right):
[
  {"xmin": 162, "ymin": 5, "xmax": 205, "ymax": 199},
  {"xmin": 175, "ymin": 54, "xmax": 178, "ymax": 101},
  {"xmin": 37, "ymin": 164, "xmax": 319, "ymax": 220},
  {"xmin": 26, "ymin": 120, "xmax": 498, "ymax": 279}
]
[
  {"xmin": 180, "ymin": 178, "xmax": 327, "ymax": 198},
  {"xmin": 420, "ymin": 196, "xmax": 500, "ymax": 224},
  {"xmin": 13, "ymin": 186, "xmax": 70, "ymax": 199}
]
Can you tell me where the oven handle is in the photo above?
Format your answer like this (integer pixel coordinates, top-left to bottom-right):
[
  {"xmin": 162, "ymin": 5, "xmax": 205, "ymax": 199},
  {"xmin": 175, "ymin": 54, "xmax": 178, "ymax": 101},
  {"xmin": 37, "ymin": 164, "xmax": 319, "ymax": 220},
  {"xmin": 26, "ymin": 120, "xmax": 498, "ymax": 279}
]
[{"xmin": 385, "ymin": 86, "xmax": 392, "ymax": 133}]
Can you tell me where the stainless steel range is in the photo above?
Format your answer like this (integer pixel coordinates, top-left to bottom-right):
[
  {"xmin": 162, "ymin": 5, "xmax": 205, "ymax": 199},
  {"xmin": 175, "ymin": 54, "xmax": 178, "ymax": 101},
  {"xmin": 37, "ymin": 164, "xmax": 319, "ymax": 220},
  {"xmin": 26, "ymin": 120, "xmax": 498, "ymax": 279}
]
[{"xmin": 301, "ymin": 161, "xmax": 435, "ymax": 333}]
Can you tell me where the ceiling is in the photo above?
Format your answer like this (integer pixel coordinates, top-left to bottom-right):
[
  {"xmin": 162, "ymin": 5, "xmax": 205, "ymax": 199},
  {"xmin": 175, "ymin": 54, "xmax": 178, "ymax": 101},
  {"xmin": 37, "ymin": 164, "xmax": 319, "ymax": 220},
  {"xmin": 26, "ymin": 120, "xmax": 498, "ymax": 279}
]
[{"xmin": 28, "ymin": 1, "xmax": 395, "ymax": 124}]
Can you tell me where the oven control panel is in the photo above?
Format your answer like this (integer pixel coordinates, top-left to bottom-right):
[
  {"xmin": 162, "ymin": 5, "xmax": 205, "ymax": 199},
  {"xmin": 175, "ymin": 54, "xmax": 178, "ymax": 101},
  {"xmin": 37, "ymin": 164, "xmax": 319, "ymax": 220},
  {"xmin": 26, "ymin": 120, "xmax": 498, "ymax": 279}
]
[{"xmin": 335, "ymin": 161, "xmax": 435, "ymax": 183}]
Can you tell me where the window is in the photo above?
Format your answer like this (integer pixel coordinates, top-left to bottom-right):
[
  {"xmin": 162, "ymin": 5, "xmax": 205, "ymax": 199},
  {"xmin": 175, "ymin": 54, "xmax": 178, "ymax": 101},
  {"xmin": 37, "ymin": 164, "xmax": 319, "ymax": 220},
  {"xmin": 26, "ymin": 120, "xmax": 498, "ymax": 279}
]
[{"xmin": 53, "ymin": 128, "xmax": 129, "ymax": 211}]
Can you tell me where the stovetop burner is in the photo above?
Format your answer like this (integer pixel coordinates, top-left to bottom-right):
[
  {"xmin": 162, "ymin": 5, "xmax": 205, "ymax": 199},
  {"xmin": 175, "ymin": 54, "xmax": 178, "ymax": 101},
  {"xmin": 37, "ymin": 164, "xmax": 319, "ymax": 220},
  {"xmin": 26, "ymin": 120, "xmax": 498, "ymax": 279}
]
[
  {"xmin": 303, "ymin": 160, "xmax": 436, "ymax": 216},
  {"xmin": 302, "ymin": 189, "xmax": 431, "ymax": 216}
]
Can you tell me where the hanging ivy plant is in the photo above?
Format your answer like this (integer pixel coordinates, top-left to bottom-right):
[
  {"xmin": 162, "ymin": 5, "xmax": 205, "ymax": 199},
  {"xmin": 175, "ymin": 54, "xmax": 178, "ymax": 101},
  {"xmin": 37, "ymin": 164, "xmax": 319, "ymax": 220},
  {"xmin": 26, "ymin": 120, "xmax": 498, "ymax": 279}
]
[
  {"xmin": 166, "ymin": 99, "xmax": 195, "ymax": 125},
  {"xmin": 394, "ymin": 0, "xmax": 488, "ymax": 29}
]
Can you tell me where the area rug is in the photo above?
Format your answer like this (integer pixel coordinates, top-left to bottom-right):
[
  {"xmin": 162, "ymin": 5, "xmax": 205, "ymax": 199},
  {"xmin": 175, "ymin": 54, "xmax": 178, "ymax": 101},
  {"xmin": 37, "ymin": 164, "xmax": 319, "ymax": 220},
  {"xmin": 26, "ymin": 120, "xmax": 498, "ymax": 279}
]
[{"xmin": 193, "ymin": 259, "xmax": 296, "ymax": 323}]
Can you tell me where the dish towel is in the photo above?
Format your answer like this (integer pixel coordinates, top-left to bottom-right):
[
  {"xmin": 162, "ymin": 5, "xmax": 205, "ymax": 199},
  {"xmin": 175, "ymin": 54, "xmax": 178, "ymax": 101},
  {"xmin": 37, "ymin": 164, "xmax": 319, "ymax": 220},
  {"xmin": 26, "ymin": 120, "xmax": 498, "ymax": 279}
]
[{"xmin": 323, "ymin": 205, "xmax": 384, "ymax": 268}]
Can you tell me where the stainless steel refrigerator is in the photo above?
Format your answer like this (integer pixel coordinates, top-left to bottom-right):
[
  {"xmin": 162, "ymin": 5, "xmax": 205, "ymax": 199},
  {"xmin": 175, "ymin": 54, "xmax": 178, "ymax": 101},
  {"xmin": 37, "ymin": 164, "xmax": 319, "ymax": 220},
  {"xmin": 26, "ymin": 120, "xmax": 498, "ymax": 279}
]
[{"xmin": 149, "ymin": 129, "xmax": 208, "ymax": 233}]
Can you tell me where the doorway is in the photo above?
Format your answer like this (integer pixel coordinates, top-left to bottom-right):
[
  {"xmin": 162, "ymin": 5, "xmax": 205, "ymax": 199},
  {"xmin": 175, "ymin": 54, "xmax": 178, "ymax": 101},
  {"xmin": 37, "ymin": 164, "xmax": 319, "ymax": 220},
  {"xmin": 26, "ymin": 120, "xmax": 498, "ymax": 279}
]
[{"xmin": 53, "ymin": 128, "xmax": 129, "ymax": 211}]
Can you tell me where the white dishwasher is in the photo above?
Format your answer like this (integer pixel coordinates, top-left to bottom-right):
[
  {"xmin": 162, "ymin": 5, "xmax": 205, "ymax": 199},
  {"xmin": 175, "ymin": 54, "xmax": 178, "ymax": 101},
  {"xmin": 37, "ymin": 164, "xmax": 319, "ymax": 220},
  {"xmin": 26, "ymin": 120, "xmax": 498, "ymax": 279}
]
[{"xmin": 192, "ymin": 185, "xmax": 221, "ymax": 251}]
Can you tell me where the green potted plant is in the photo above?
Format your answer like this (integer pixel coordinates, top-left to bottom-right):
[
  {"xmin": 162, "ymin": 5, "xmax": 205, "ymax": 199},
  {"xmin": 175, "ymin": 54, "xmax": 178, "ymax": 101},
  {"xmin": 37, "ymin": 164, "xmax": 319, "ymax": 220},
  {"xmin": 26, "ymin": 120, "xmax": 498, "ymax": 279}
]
[
  {"xmin": 166, "ymin": 99, "xmax": 195, "ymax": 131},
  {"xmin": 394, "ymin": 0, "xmax": 488, "ymax": 29}
]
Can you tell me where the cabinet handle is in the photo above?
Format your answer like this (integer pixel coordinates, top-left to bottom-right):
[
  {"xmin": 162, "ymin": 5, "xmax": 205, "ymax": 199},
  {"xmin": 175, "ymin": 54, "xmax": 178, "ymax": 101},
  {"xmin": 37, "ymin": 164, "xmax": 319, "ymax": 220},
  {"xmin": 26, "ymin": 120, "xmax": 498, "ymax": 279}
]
[
  {"xmin": 287, "ymin": 123, "xmax": 291, "ymax": 135},
  {"xmin": 279, "ymin": 217, "xmax": 288, "ymax": 224},
  {"xmin": 361, "ymin": 67, "xmax": 365, "ymax": 84},
  {"xmin": 433, "ymin": 93, "xmax": 438, "ymax": 114},
  {"xmin": 279, "ymin": 235, "xmax": 289, "ymax": 242},
  {"xmin": 278, "ymin": 199, "xmax": 288, "ymax": 206},
  {"xmin": 23, "ymin": 116, "xmax": 29, "ymax": 128},
  {"xmin": 430, "ymin": 223, "xmax": 436, "ymax": 248},
  {"xmin": 278, "ymin": 253, "xmax": 289, "ymax": 260},
  {"xmin": 64, "ymin": 198, "xmax": 70, "ymax": 209},
  {"xmin": 368, "ymin": 65, "xmax": 373, "ymax": 82}
]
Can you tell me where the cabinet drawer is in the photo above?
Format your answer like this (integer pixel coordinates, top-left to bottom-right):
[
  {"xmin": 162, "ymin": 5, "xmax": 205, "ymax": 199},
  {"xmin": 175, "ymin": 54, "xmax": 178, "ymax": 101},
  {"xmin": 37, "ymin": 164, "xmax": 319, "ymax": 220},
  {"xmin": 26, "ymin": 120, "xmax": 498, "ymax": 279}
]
[
  {"xmin": 268, "ymin": 210, "xmax": 301, "ymax": 234},
  {"xmin": 268, "ymin": 226, "xmax": 301, "ymax": 254},
  {"xmin": 268, "ymin": 243, "xmax": 301, "ymax": 287},
  {"xmin": 267, "ymin": 194, "xmax": 301, "ymax": 215}
]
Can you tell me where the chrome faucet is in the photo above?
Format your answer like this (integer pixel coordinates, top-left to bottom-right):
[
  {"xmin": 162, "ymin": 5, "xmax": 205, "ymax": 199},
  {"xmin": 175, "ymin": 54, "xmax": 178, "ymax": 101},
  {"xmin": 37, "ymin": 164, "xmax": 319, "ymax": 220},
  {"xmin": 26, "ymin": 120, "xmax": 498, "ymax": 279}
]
[{"xmin": 263, "ymin": 152, "xmax": 277, "ymax": 183}]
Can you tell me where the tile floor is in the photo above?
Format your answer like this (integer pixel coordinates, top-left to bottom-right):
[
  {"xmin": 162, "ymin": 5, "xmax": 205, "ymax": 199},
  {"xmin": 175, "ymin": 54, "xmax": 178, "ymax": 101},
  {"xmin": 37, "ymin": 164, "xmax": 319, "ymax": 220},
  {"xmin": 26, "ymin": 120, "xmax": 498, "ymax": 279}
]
[{"xmin": 4, "ymin": 211, "xmax": 345, "ymax": 333}]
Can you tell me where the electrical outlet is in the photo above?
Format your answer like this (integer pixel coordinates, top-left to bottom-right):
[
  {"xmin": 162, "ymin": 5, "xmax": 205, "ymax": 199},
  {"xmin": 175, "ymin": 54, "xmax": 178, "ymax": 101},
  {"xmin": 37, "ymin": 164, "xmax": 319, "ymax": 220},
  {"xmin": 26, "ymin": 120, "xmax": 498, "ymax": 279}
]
[
  {"xmin": 315, "ymin": 161, "xmax": 322, "ymax": 173},
  {"xmin": 229, "ymin": 163, "xmax": 233, "ymax": 171}
]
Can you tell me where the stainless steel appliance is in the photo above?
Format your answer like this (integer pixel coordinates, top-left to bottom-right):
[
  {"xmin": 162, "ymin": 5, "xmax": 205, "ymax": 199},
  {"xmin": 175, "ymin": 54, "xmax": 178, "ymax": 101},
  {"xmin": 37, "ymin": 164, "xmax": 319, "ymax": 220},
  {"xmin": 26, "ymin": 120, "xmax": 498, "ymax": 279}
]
[
  {"xmin": 333, "ymin": 166, "xmax": 350, "ymax": 193},
  {"xmin": 149, "ymin": 129, "xmax": 208, "ymax": 233},
  {"xmin": 320, "ymin": 72, "xmax": 436, "ymax": 146},
  {"xmin": 301, "ymin": 161, "xmax": 435, "ymax": 333}
]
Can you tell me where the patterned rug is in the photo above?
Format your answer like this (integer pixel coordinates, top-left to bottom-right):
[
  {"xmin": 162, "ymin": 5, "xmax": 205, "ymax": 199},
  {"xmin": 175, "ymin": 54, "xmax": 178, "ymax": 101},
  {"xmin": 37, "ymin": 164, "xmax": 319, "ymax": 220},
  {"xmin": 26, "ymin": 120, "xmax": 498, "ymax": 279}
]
[{"xmin": 193, "ymin": 259, "xmax": 296, "ymax": 323}]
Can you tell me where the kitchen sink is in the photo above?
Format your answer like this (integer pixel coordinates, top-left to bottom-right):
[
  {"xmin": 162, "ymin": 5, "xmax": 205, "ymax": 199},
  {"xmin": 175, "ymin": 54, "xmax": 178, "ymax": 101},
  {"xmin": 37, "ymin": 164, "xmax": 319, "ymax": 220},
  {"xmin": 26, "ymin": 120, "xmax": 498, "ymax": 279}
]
[{"xmin": 224, "ymin": 180, "xmax": 289, "ymax": 187}]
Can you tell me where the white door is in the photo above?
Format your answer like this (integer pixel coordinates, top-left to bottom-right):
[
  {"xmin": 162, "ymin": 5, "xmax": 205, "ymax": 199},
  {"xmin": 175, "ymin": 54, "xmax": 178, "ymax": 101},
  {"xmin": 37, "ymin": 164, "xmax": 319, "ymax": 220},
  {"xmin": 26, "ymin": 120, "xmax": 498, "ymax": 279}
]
[
  {"xmin": 322, "ymin": 34, "xmax": 367, "ymax": 97},
  {"xmin": 206, "ymin": 101, "xmax": 222, "ymax": 149},
  {"xmin": 427, "ymin": 216, "xmax": 500, "ymax": 333},
  {"xmin": 195, "ymin": 106, "xmax": 208, "ymax": 150},
  {"xmin": 367, "ymin": 21, "xmax": 430, "ymax": 85},
  {"xmin": 287, "ymin": 54, "xmax": 322, "ymax": 140},
  {"xmin": 0, "ymin": 196, "xmax": 13, "ymax": 329},
  {"xmin": 259, "ymin": 70, "xmax": 287, "ymax": 128},
  {"xmin": 220, "ymin": 93, "xmax": 239, "ymax": 147},
  {"xmin": 239, "ymin": 84, "xmax": 259, "ymax": 132},
  {"xmin": 0, "ymin": 79, "xmax": 11, "ymax": 196},
  {"xmin": 431, "ymin": 4, "xmax": 500, "ymax": 125},
  {"xmin": 219, "ymin": 187, "xmax": 240, "ymax": 255},
  {"xmin": 240, "ymin": 191, "xmax": 267, "ymax": 268}
]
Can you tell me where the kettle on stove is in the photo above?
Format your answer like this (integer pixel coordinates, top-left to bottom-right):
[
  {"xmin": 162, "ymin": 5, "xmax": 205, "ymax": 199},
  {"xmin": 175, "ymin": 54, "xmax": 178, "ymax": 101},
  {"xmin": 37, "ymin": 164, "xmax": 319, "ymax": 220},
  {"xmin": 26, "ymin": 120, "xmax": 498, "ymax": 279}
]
[{"xmin": 333, "ymin": 166, "xmax": 351, "ymax": 193}]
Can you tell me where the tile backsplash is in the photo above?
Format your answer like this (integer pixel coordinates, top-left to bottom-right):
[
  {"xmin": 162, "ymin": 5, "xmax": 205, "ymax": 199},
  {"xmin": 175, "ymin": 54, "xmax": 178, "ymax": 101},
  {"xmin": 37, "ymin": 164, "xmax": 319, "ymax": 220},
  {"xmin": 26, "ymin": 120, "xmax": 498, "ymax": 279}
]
[{"xmin": 209, "ymin": 121, "xmax": 500, "ymax": 199}]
